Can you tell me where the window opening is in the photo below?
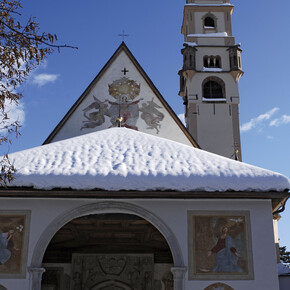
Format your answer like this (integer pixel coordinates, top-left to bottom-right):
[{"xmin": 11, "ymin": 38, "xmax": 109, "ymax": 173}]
[
  {"xmin": 203, "ymin": 56, "xmax": 221, "ymax": 68},
  {"xmin": 203, "ymin": 80, "xmax": 224, "ymax": 99},
  {"xmin": 204, "ymin": 17, "xmax": 215, "ymax": 28}
]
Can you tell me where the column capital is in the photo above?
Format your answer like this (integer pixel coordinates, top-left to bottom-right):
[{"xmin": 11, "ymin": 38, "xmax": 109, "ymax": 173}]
[
  {"xmin": 28, "ymin": 267, "xmax": 46, "ymax": 290},
  {"xmin": 28, "ymin": 267, "xmax": 46, "ymax": 274},
  {"xmin": 171, "ymin": 267, "xmax": 187, "ymax": 290},
  {"xmin": 171, "ymin": 267, "xmax": 187, "ymax": 277}
]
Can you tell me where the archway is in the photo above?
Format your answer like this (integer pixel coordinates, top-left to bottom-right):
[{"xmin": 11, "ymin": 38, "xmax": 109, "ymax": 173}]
[
  {"xmin": 91, "ymin": 280, "xmax": 132, "ymax": 290},
  {"xmin": 42, "ymin": 213, "xmax": 174, "ymax": 289},
  {"xmin": 204, "ymin": 282, "xmax": 234, "ymax": 290},
  {"xmin": 30, "ymin": 202, "xmax": 185, "ymax": 290}
]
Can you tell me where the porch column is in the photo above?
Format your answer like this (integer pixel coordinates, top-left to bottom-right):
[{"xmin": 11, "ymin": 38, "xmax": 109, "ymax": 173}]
[
  {"xmin": 171, "ymin": 267, "xmax": 187, "ymax": 290},
  {"xmin": 28, "ymin": 267, "xmax": 45, "ymax": 290}
]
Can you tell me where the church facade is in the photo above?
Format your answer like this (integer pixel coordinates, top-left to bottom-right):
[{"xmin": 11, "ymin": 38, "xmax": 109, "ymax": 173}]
[{"xmin": 0, "ymin": 1, "xmax": 289, "ymax": 290}]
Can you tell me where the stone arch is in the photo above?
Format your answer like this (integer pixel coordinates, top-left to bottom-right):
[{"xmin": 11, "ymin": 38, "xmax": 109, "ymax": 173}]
[
  {"xmin": 91, "ymin": 280, "xmax": 132, "ymax": 290},
  {"xmin": 31, "ymin": 201, "xmax": 184, "ymax": 268},
  {"xmin": 204, "ymin": 282, "xmax": 234, "ymax": 290}
]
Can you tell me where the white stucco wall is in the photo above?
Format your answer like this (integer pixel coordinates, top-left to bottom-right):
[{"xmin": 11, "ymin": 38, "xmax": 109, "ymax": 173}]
[{"xmin": 0, "ymin": 198, "xmax": 279, "ymax": 290}]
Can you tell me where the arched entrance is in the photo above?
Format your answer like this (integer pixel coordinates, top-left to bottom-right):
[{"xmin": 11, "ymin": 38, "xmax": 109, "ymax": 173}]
[
  {"xmin": 29, "ymin": 202, "xmax": 186, "ymax": 290},
  {"xmin": 42, "ymin": 213, "xmax": 174, "ymax": 290},
  {"xmin": 91, "ymin": 280, "xmax": 132, "ymax": 290}
]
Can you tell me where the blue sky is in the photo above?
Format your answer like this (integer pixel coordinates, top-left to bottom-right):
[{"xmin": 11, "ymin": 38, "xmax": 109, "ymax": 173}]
[{"xmin": 3, "ymin": 0, "xmax": 290, "ymax": 249}]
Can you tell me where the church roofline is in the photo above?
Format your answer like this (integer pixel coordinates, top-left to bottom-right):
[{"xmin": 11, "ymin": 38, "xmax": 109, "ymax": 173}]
[
  {"xmin": 43, "ymin": 42, "xmax": 200, "ymax": 148},
  {"xmin": 0, "ymin": 187, "xmax": 288, "ymax": 212}
]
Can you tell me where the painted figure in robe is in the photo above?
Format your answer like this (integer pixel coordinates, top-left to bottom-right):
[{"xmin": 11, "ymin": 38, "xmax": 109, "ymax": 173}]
[
  {"xmin": 0, "ymin": 230, "xmax": 17, "ymax": 265},
  {"xmin": 207, "ymin": 227, "xmax": 242, "ymax": 273}
]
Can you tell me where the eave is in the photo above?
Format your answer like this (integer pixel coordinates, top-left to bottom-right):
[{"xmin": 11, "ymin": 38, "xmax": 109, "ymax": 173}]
[{"xmin": 0, "ymin": 187, "xmax": 288, "ymax": 212}]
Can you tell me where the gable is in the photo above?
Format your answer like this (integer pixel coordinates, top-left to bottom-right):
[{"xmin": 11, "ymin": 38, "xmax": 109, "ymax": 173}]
[{"xmin": 44, "ymin": 43, "xmax": 198, "ymax": 147}]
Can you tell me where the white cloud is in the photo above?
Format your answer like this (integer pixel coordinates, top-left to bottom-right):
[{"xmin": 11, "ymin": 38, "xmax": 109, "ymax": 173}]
[
  {"xmin": 32, "ymin": 73, "xmax": 60, "ymax": 87},
  {"xmin": 269, "ymin": 115, "xmax": 290, "ymax": 127},
  {"xmin": 0, "ymin": 100, "xmax": 25, "ymax": 133},
  {"xmin": 240, "ymin": 107, "xmax": 279, "ymax": 133},
  {"xmin": 178, "ymin": 113, "xmax": 186, "ymax": 126}
]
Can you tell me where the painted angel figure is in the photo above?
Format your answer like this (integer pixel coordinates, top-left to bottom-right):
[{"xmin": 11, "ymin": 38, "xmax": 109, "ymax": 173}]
[
  {"xmin": 139, "ymin": 98, "xmax": 164, "ymax": 133},
  {"xmin": 81, "ymin": 96, "xmax": 110, "ymax": 130}
]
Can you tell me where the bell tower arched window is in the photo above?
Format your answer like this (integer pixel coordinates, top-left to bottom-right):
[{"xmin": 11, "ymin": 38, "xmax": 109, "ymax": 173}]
[
  {"xmin": 203, "ymin": 55, "xmax": 221, "ymax": 68},
  {"xmin": 202, "ymin": 77, "xmax": 225, "ymax": 100},
  {"xmin": 204, "ymin": 17, "xmax": 215, "ymax": 28}
]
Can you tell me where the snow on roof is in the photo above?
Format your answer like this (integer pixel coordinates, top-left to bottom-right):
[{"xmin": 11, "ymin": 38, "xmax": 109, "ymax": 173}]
[
  {"xmin": 184, "ymin": 42, "xmax": 198, "ymax": 47},
  {"xmin": 185, "ymin": 4, "xmax": 233, "ymax": 7},
  {"xmin": 185, "ymin": 4, "xmax": 233, "ymax": 6},
  {"xmin": 278, "ymin": 263, "xmax": 290, "ymax": 276},
  {"xmin": 5, "ymin": 128, "xmax": 290, "ymax": 192},
  {"xmin": 202, "ymin": 67, "xmax": 223, "ymax": 72},
  {"xmin": 187, "ymin": 32, "xmax": 228, "ymax": 37}
]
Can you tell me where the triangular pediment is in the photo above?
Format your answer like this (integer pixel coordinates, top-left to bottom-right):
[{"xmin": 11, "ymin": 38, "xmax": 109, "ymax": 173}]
[{"xmin": 43, "ymin": 42, "xmax": 198, "ymax": 147}]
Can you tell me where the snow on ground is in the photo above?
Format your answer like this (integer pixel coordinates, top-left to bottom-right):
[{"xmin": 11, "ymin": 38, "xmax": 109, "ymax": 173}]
[{"xmin": 4, "ymin": 128, "xmax": 290, "ymax": 192}]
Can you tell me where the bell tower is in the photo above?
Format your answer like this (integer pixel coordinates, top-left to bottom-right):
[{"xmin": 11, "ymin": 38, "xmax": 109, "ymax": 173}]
[{"xmin": 179, "ymin": 0, "xmax": 243, "ymax": 160}]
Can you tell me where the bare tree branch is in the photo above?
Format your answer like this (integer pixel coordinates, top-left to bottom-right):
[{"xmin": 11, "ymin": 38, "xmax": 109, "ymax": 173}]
[{"xmin": 0, "ymin": 0, "xmax": 77, "ymax": 185}]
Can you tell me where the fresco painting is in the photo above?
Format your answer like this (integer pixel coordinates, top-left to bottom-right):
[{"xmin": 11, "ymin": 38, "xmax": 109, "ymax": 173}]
[
  {"xmin": 188, "ymin": 211, "xmax": 253, "ymax": 280},
  {"xmin": 0, "ymin": 211, "xmax": 30, "ymax": 278},
  {"xmin": 81, "ymin": 77, "xmax": 164, "ymax": 133}
]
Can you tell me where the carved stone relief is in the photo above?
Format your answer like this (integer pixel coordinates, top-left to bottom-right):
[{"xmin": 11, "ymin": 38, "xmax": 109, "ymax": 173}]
[{"xmin": 71, "ymin": 254, "xmax": 154, "ymax": 290}]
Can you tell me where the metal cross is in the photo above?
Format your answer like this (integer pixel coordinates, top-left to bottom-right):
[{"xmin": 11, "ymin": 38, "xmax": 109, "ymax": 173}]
[
  {"xmin": 121, "ymin": 67, "xmax": 129, "ymax": 75},
  {"xmin": 118, "ymin": 29, "xmax": 129, "ymax": 42}
]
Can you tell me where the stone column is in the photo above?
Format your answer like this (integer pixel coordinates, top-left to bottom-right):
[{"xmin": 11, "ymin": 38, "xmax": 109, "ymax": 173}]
[
  {"xmin": 28, "ymin": 267, "xmax": 46, "ymax": 290},
  {"xmin": 171, "ymin": 267, "xmax": 187, "ymax": 290}
]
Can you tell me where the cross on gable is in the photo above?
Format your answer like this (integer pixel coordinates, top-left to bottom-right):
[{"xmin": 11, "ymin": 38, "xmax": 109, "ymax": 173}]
[
  {"xmin": 118, "ymin": 29, "xmax": 129, "ymax": 42},
  {"xmin": 121, "ymin": 67, "xmax": 129, "ymax": 75}
]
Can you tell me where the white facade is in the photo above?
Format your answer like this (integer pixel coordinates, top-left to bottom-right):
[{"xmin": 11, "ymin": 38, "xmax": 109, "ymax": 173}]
[
  {"xmin": 0, "ymin": 2, "xmax": 289, "ymax": 290},
  {"xmin": 0, "ymin": 128, "xmax": 288, "ymax": 290},
  {"xmin": 0, "ymin": 198, "xmax": 282, "ymax": 290}
]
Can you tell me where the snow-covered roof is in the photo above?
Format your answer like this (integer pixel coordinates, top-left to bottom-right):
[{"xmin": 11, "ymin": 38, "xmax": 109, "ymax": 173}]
[
  {"xmin": 5, "ymin": 128, "xmax": 290, "ymax": 192},
  {"xmin": 278, "ymin": 263, "xmax": 290, "ymax": 276}
]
